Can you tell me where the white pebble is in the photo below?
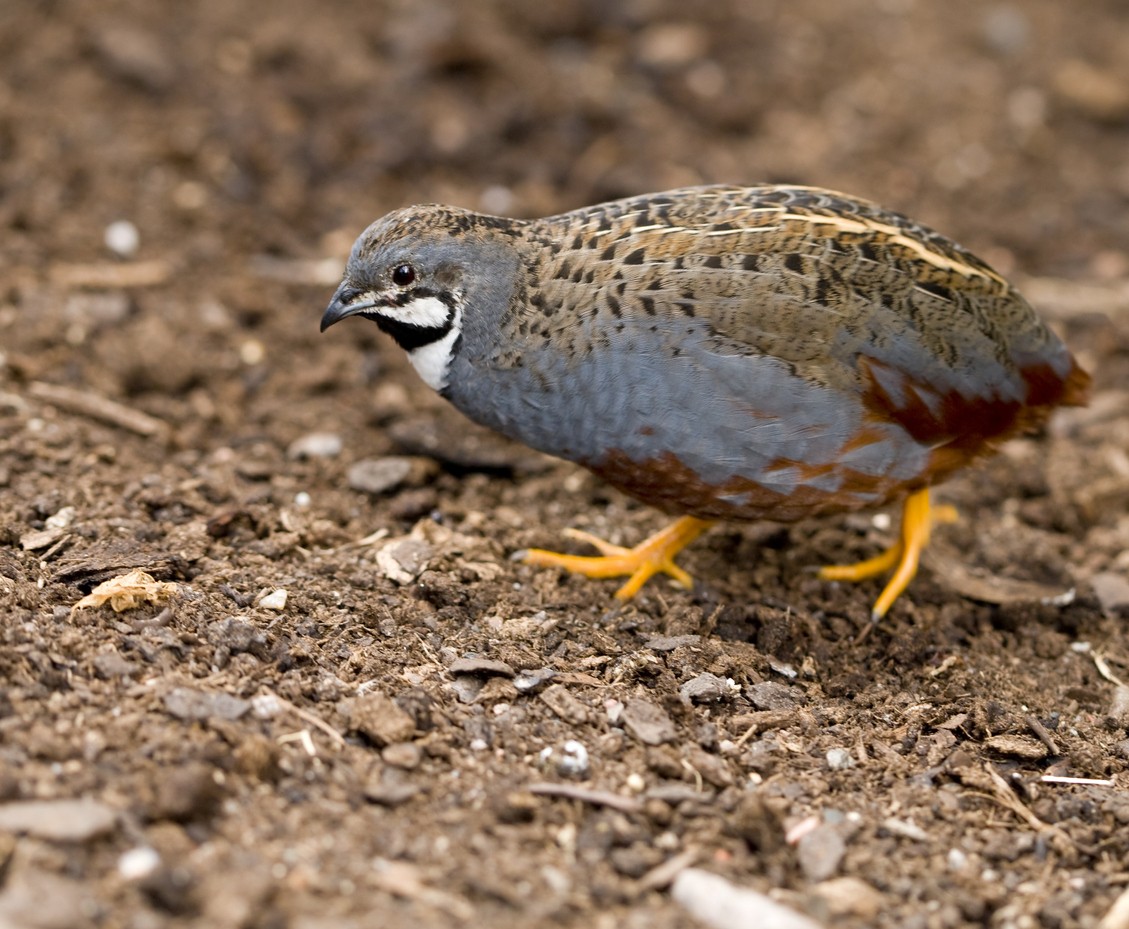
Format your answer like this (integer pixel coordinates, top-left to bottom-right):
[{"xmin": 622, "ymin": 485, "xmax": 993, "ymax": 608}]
[
  {"xmin": 826, "ymin": 747, "xmax": 854, "ymax": 770},
  {"xmin": 104, "ymin": 220, "xmax": 140, "ymax": 257},
  {"xmin": 118, "ymin": 846, "xmax": 160, "ymax": 880},
  {"xmin": 258, "ymin": 589, "xmax": 287, "ymax": 611},
  {"xmin": 294, "ymin": 492, "xmax": 311, "ymax": 507}
]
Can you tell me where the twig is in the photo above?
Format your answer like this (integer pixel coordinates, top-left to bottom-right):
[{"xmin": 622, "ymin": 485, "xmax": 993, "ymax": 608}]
[
  {"xmin": 1025, "ymin": 715, "xmax": 1061, "ymax": 755},
  {"xmin": 527, "ymin": 782, "xmax": 643, "ymax": 814},
  {"xmin": 29, "ymin": 381, "xmax": 167, "ymax": 437}
]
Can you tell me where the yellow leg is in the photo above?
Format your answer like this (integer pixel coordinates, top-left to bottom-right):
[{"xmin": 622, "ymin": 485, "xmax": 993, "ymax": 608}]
[
  {"xmin": 519, "ymin": 516, "xmax": 714, "ymax": 600},
  {"xmin": 819, "ymin": 489, "xmax": 957, "ymax": 620}
]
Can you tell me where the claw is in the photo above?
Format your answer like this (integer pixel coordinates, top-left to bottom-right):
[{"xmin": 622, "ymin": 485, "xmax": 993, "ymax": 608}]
[
  {"xmin": 522, "ymin": 516, "xmax": 714, "ymax": 599},
  {"xmin": 819, "ymin": 488, "xmax": 956, "ymax": 620}
]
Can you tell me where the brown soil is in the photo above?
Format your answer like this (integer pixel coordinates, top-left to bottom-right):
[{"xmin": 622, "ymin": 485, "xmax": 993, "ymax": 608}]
[{"xmin": 2, "ymin": 2, "xmax": 1128, "ymax": 927}]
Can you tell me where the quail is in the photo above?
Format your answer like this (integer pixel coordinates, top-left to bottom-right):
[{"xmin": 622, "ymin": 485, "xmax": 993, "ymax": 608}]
[{"xmin": 321, "ymin": 185, "xmax": 1090, "ymax": 619}]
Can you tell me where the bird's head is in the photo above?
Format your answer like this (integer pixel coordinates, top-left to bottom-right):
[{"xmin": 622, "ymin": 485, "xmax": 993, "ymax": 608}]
[{"xmin": 321, "ymin": 204, "xmax": 522, "ymax": 393}]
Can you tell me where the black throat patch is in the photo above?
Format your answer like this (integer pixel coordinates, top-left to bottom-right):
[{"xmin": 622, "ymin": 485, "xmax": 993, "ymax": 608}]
[{"xmin": 373, "ymin": 289, "xmax": 457, "ymax": 352}]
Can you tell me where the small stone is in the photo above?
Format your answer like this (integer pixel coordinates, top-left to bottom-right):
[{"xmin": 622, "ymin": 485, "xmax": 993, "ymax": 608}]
[
  {"xmin": 375, "ymin": 538, "xmax": 432, "ymax": 584},
  {"xmin": 826, "ymin": 747, "xmax": 854, "ymax": 770},
  {"xmin": 680, "ymin": 672, "xmax": 733, "ymax": 704},
  {"xmin": 622, "ymin": 698, "xmax": 677, "ymax": 746},
  {"xmin": 105, "ymin": 220, "xmax": 140, "ymax": 257},
  {"xmin": 347, "ymin": 457, "xmax": 414, "ymax": 495},
  {"xmin": 747, "ymin": 681, "xmax": 803, "ymax": 710},
  {"xmin": 539, "ymin": 740, "xmax": 589, "ymax": 779},
  {"xmin": 286, "ymin": 432, "xmax": 343, "ymax": 460},
  {"xmin": 347, "ymin": 690, "xmax": 416, "ymax": 746},
  {"xmin": 162, "ymin": 687, "xmax": 250, "ymax": 722},
  {"xmin": 119, "ymin": 846, "xmax": 161, "ymax": 881},
  {"xmin": 0, "ymin": 798, "xmax": 117, "ymax": 842},
  {"xmin": 513, "ymin": 668, "xmax": 556, "ymax": 694},
  {"xmin": 364, "ymin": 781, "xmax": 420, "ymax": 807},
  {"xmin": 257, "ymin": 588, "xmax": 287, "ymax": 611},
  {"xmin": 796, "ymin": 824, "xmax": 847, "ymax": 881},
  {"xmin": 381, "ymin": 742, "xmax": 422, "ymax": 769}
]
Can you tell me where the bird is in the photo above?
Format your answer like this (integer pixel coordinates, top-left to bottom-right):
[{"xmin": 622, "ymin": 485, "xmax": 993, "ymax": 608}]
[{"xmin": 321, "ymin": 185, "xmax": 1090, "ymax": 621}]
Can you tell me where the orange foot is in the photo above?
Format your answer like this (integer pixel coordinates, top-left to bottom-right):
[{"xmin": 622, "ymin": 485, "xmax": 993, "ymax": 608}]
[
  {"xmin": 819, "ymin": 487, "xmax": 957, "ymax": 620},
  {"xmin": 519, "ymin": 516, "xmax": 715, "ymax": 600}
]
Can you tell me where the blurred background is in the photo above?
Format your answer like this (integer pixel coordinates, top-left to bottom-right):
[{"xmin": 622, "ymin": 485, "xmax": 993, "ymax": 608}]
[{"xmin": 4, "ymin": 0, "xmax": 1128, "ymax": 281}]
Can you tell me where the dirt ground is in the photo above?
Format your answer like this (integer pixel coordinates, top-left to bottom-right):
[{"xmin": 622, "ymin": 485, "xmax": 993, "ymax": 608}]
[{"xmin": 1, "ymin": 1, "xmax": 1129, "ymax": 927}]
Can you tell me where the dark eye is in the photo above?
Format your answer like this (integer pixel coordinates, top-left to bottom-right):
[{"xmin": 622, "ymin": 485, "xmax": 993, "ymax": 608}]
[{"xmin": 391, "ymin": 264, "xmax": 416, "ymax": 287}]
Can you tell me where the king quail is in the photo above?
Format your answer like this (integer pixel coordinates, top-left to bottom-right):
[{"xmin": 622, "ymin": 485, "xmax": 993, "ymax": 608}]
[{"xmin": 321, "ymin": 185, "xmax": 1090, "ymax": 619}]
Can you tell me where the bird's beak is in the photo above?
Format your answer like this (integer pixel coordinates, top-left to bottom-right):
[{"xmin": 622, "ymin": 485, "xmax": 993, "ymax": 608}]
[{"xmin": 320, "ymin": 283, "xmax": 380, "ymax": 332}]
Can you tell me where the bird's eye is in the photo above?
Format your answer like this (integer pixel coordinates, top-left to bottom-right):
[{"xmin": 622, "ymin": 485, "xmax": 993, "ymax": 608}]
[{"xmin": 391, "ymin": 264, "xmax": 416, "ymax": 287}]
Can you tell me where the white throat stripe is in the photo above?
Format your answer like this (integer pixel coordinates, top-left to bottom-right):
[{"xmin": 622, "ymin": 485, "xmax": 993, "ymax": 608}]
[{"xmin": 382, "ymin": 294, "xmax": 451, "ymax": 329}]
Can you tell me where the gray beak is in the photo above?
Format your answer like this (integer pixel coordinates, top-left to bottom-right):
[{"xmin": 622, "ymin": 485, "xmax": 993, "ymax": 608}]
[{"xmin": 320, "ymin": 283, "xmax": 379, "ymax": 332}]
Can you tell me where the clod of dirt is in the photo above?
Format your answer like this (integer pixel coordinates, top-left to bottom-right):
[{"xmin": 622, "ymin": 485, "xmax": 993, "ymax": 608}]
[
  {"xmin": 538, "ymin": 684, "xmax": 591, "ymax": 725},
  {"xmin": 346, "ymin": 689, "xmax": 417, "ymax": 746},
  {"xmin": 449, "ymin": 656, "xmax": 515, "ymax": 677},
  {"xmin": 347, "ymin": 456, "xmax": 414, "ymax": 495},
  {"xmin": 147, "ymin": 763, "xmax": 224, "ymax": 824}
]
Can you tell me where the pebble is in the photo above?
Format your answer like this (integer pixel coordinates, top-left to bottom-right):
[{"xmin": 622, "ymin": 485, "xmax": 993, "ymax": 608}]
[
  {"xmin": 375, "ymin": 538, "xmax": 432, "ymax": 585},
  {"xmin": 0, "ymin": 797, "xmax": 117, "ymax": 842},
  {"xmin": 382, "ymin": 742, "xmax": 422, "ymax": 769},
  {"xmin": 104, "ymin": 219, "xmax": 140, "ymax": 257},
  {"xmin": 257, "ymin": 588, "xmax": 287, "ymax": 611},
  {"xmin": 796, "ymin": 824, "xmax": 847, "ymax": 881},
  {"xmin": 346, "ymin": 456, "xmax": 414, "ymax": 495},
  {"xmin": 672, "ymin": 868, "xmax": 823, "ymax": 929},
  {"xmin": 680, "ymin": 672, "xmax": 733, "ymax": 704},
  {"xmin": 622, "ymin": 698, "xmax": 677, "ymax": 746},
  {"xmin": 513, "ymin": 668, "xmax": 556, "ymax": 694},
  {"xmin": 286, "ymin": 432, "xmax": 342, "ymax": 460},
  {"xmin": 826, "ymin": 747, "xmax": 854, "ymax": 770},
  {"xmin": 118, "ymin": 846, "xmax": 161, "ymax": 881},
  {"xmin": 748, "ymin": 681, "xmax": 804, "ymax": 710},
  {"xmin": 540, "ymin": 740, "xmax": 590, "ymax": 779},
  {"xmin": 162, "ymin": 687, "xmax": 250, "ymax": 722}
]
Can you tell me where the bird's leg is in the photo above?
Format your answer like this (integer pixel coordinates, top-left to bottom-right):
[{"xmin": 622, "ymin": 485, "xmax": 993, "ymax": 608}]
[
  {"xmin": 520, "ymin": 516, "xmax": 714, "ymax": 600},
  {"xmin": 819, "ymin": 488, "xmax": 957, "ymax": 620}
]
